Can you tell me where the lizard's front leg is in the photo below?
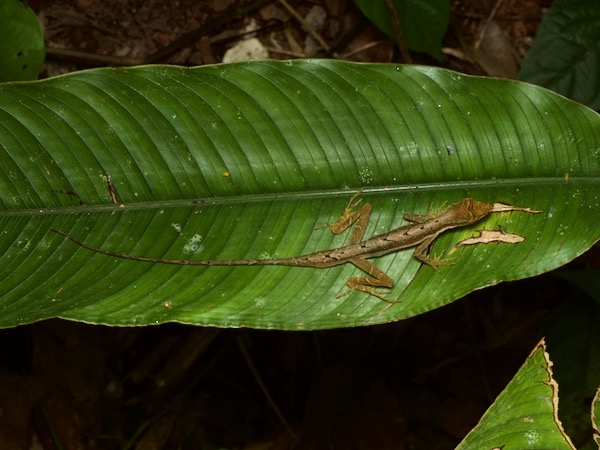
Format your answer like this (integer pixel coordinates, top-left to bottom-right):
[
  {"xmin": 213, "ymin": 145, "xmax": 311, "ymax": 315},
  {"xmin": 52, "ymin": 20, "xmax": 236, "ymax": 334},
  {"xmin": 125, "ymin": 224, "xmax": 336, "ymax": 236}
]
[{"xmin": 320, "ymin": 190, "xmax": 372, "ymax": 244}]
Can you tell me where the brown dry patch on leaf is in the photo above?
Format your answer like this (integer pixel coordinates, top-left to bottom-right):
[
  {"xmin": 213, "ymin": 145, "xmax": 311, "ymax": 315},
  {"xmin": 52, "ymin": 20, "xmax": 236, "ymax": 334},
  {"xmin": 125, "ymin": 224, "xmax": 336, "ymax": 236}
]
[{"xmin": 452, "ymin": 229, "xmax": 525, "ymax": 251}]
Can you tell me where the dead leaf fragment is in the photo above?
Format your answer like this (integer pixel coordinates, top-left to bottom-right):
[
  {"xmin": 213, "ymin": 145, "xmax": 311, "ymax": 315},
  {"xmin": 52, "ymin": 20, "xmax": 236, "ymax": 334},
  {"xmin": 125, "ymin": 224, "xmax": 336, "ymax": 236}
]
[{"xmin": 451, "ymin": 229, "xmax": 525, "ymax": 253}]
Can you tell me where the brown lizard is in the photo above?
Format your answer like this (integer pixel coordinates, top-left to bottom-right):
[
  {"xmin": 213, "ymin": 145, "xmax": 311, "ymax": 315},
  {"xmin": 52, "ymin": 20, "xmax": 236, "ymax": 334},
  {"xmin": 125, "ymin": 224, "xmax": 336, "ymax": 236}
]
[{"xmin": 52, "ymin": 193, "xmax": 540, "ymax": 302}]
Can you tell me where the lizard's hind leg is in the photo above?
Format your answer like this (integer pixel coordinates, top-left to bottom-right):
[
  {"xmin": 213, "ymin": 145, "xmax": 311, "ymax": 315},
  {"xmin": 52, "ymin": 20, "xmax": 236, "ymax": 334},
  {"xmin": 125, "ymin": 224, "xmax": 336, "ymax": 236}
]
[{"xmin": 337, "ymin": 257, "xmax": 400, "ymax": 304}]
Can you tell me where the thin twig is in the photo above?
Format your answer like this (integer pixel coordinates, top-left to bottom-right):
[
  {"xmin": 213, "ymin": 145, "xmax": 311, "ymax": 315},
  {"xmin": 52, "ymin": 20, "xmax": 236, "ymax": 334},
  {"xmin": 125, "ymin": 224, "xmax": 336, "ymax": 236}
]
[
  {"xmin": 277, "ymin": 0, "xmax": 330, "ymax": 52},
  {"xmin": 337, "ymin": 41, "xmax": 391, "ymax": 60},
  {"xmin": 264, "ymin": 46, "xmax": 306, "ymax": 58},
  {"xmin": 474, "ymin": 0, "xmax": 505, "ymax": 50},
  {"xmin": 45, "ymin": 47, "xmax": 144, "ymax": 67},
  {"xmin": 144, "ymin": 0, "xmax": 271, "ymax": 63},
  {"xmin": 385, "ymin": 0, "xmax": 411, "ymax": 63}
]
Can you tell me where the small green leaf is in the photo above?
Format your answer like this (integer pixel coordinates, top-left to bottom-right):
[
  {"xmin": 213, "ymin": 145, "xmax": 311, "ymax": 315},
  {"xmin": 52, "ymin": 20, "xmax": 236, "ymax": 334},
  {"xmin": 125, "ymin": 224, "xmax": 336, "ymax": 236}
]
[
  {"xmin": 592, "ymin": 387, "xmax": 600, "ymax": 446},
  {"xmin": 0, "ymin": 0, "xmax": 45, "ymax": 81},
  {"xmin": 354, "ymin": 0, "xmax": 449, "ymax": 60},
  {"xmin": 457, "ymin": 340, "xmax": 575, "ymax": 449}
]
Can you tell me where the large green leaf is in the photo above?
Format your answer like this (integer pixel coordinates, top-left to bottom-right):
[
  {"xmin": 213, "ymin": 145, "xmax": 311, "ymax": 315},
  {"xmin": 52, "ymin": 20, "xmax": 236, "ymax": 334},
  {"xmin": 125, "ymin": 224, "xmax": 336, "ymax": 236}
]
[{"xmin": 0, "ymin": 60, "xmax": 599, "ymax": 329}]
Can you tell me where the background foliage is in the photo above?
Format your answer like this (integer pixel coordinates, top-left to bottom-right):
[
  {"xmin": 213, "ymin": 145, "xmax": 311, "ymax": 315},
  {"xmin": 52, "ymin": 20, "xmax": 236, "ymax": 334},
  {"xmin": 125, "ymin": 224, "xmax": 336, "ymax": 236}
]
[{"xmin": 519, "ymin": 0, "xmax": 600, "ymax": 110}]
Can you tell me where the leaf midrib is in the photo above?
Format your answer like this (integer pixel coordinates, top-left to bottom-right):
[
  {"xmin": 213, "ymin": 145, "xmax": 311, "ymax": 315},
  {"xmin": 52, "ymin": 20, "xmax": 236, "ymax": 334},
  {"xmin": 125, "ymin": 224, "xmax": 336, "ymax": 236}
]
[{"xmin": 0, "ymin": 176, "xmax": 594, "ymax": 219}]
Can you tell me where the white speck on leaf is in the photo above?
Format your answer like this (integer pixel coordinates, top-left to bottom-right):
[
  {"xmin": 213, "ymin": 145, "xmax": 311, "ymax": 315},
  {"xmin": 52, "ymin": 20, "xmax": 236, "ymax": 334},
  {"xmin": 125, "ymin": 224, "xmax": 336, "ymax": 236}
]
[
  {"xmin": 524, "ymin": 430, "xmax": 540, "ymax": 445},
  {"xmin": 358, "ymin": 167, "xmax": 373, "ymax": 184},
  {"xmin": 183, "ymin": 234, "xmax": 203, "ymax": 254}
]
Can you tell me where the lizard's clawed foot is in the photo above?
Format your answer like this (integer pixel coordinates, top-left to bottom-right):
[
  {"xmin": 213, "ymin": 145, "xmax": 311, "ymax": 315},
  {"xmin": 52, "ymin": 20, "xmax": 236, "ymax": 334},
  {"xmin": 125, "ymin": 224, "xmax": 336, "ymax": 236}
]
[
  {"xmin": 338, "ymin": 275, "xmax": 401, "ymax": 304},
  {"xmin": 315, "ymin": 189, "xmax": 369, "ymax": 236},
  {"xmin": 419, "ymin": 253, "xmax": 456, "ymax": 272},
  {"xmin": 337, "ymin": 288, "xmax": 401, "ymax": 304}
]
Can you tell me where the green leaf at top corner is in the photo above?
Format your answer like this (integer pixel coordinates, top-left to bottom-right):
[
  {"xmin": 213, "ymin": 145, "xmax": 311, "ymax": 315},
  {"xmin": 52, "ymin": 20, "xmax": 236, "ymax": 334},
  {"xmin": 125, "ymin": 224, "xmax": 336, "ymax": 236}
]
[
  {"xmin": 0, "ymin": 0, "xmax": 45, "ymax": 82},
  {"xmin": 354, "ymin": 0, "xmax": 449, "ymax": 60},
  {"xmin": 518, "ymin": 0, "xmax": 600, "ymax": 110}
]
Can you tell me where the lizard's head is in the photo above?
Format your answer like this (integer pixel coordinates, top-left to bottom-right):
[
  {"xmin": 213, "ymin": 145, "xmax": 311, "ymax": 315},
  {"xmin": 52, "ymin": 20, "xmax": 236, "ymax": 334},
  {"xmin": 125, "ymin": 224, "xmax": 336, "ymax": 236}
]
[{"xmin": 451, "ymin": 198, "xmax": 494, "ymax": 223}]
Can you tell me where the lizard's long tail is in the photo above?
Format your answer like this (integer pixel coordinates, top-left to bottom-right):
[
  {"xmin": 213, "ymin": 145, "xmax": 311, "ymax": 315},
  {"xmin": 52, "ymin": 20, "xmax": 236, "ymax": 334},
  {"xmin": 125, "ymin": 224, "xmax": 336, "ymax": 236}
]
[{"xmin": 51, "ymin": 228, "xmax": 331, "ymax": 268}]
